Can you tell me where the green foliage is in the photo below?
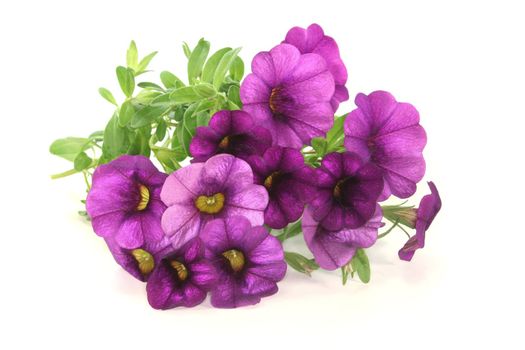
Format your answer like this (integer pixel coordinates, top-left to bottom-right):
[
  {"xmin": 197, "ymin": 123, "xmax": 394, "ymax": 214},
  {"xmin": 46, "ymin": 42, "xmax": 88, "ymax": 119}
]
[
  {"xmin": 342, "ymin": 248, "xmax": 371, "ymax": 285},
  {"xmin": 284, "ymin": 252, "xmax": 319, "ymax": 277},
  {"xmin": 50, "ymin": 39, "xmax": 246, "ymax": 194}
]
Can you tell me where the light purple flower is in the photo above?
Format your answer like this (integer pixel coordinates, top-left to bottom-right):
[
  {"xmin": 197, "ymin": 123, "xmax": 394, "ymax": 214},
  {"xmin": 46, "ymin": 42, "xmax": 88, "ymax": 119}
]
[
  {"xmin": 104, "ymin": 236, "xmax": 171, "ymax": 282},
  {"xmin": 240, "ymin": 43, "xmax": 335, "ymax": 148},
  {"xmin": 310, "ymin": 152, "xmax": 384, "ymax": 231},
  {"xmin": 302, "ymin": 206, "xmax": 383, "ymax": 270},
  {"xmin": 247, "ymin": 146, "xmax": 316, "ymax": 229},
  {"xmin": 86, "ymin": 155, "xmax": 167, "ymax": 249},
  {"xmin": 344, "ymin": 91, "xmax": 427, "ymax": 199},
  {"xmin": 189, "ymin": 110, "xmax": 272, "ymax": 163},
  {"xmin": 161, "ymin": 154, "xmax": 268, "ymax": 249},
  {"xmin": 201, "ymin": 216, "xmax": 286, "ymax": 308},
  {"xmin": 146, "ymin": 239, "xmax": 217, "ymax": 309},
  {"xmin": 283, "ymin": 23, "xmax": 349, "ymax": 111},
  {"xmin": 399, "ymin": 182, "xmax": 441, "ymax": 261}
]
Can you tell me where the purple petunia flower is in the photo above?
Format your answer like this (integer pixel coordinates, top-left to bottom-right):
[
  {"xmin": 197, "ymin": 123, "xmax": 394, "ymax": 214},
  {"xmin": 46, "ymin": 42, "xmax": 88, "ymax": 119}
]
[
  {"xmin": 309, "ymin": 152, "xmax": 384, "ymax": 231},
  {"xmin": 189, "ymin": 110, "xmax": 272, "ymax": 163},
  {"xmin": 161, "ymin": 154, "xmax": 268, "ymax": 249},
  {"xmin": 146, "ymin": 239, "xmax": 217, "ymax": 309},
  {"xmin": 302, "ymin": 206, "xmax": 383, "ymax": 270},
  {"xmin": 344, "ymin": 91, "xmax": 427, "ymax": 199},
  {"xmin": 398, "ymin": 182, "xmax": 441, "ymax": 261},
  {"xmin": 104, "ymin": 236, "xmax": 171, "ymax": 282},
  {"xmin": 283, "ymin": 23, "xmax": 349, "ymax": 111},
  {"xmin": 240, "ymin": 43, "xmax": 335, "ymax": 149},
  {"xmin": 248, "ymin": 146, "xmax": 316, "ymax": 229},
  {"xmin": 86, "ymin": 155, "xmax": 168, "ymax": 249},
  {"xmin": 200, "ymin": 216, "xmax": 287, "ymax": 308}
]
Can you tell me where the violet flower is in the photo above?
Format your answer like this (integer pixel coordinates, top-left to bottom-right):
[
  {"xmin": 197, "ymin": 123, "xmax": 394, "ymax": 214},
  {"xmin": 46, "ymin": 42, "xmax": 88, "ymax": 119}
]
[
  {"xmin": 398, "ymin": 182, "xmax": 442, "ymax": 261},
  {"xmin": 283, "ymin": 23, "xmax": 349, "ymax": 111},
  {"xmin": 344, "ymin": 91, "xmax": 427, "ymax": 199},
  {"xmin": 86, "ymin": 155, "xmax": 167, "ymax": 249},
  {"xmin": 201, "ymin": 216, "xmax": 287, "ymax": 308},
  {"xmin": 302, "ymin": 206, "xmax": 383, "ymax": 270},
  {"xmin": 248, "ymin": 146, "xmax": 316, "ymax": 229},
  {"xmin": 309, "ymin": 152, "xmax": 384, "ymax": 231},
  {"xmin": 146, "ymin": 239, "xmax": 217, "ymax": 309},
  {"xmin": 240, "ymin": 43, "xmax": 335, "ymax": 148},
  {"xmin": 161, "ymin": 154, "xmax": 268, "ymax": 249},
  {"xmin": 104, "ymin": 236, "xmax": 171, "ymax": 282},
  {"xmin": 189, "ymin": 110, "xmax": 272, "ymax": 163}
]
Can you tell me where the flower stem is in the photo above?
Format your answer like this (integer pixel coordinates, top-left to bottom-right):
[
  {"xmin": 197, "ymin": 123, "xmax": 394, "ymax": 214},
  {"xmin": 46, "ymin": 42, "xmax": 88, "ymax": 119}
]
[{"xmin": 50, "ymin": 169, "xmax": 78, "ymax": 179}]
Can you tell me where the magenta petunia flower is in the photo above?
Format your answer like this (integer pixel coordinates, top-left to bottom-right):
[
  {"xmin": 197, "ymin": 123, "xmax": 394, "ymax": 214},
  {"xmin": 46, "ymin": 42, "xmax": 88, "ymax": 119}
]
[
  {"xmin": 200, "ymin": 216, "xmax": 287, "ymax": 308},
  {"xmin": 247, "ymin": 146, "xmax": 316, "ymax": 229},
  {"xmin": 309, "ymin": 152, "xmax": 384, "ymax": 231},
  {"xmin": 86, "ymin": 155, "xmax": 168, "ymax": 249},
  {"xmin": 398, "ymin": 182, "xmax": 441, "ymax": 261},
  {"xmin": 189, "ymin": 110, "xmax": 272, "ymax": 163},
  {"xmin": 161, "ymin": 154, "xmax": 268, "ymax": 249},
  {"xmin": 104, "ymin": 236, "xmax": 171, "ymax": 282},
  {"xmin": 240, "ymin": 43, "xmax": 335, "ymax": 148},
  {"xmin": 302, "ymin": 206, "xmax": 383, "ymax": 270},
  {"xmin": 146, "ymin": 239, "xmax": 217, "ymax": 309},
  {"xmin": 283, "ymin": 23, "xmax": 349, "ymax": 111},
  {"xmin": 344, "ymin": 91, "xmax": 427, "ymax": 199}
]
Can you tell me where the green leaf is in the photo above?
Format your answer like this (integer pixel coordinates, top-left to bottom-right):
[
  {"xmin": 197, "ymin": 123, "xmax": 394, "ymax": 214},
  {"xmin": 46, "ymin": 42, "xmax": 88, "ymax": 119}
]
[
  {"xmin": 126, "ymin": 40, "xmax": 138, "ymax": 70},
  {"xmin": 350, "ymin": 248, "xmax": 371, "ymax": 283},
  {"xmin": 182, "ymin": 42, "xmax": 192, "ymax": 59},
  {"xmin": 201, "ymin": 47, "xmax": 231, "ymax": 83},
  {"xmin": 194, "ymin": 83, "xmax": 216, "ymax": 98},
  {"xmin": 284, "ymin": 252, "xmax": 319, "ymax": 277},
  {"xmin": 170, "ymin": 86, "xmax": 203, "ymax": 104},
  {"xmin": 155, "ymin": 120, "xmax": 167, "ymax": 140},
  {"xmin": 341, "ymin": 263, "xmax": 353, "ymax": 285},
  {"xmin": 136, "ymin": 51, "xmax": 158, "ymax": 75},
  {"xmin": 229, "ymin": 56, "xmax": 244, "ymax": 81},
  {"xmin": 98, "ymin": 87, "xmax": 118, "ymax": 106},
  {"xmin": 326, "ymin": 114, "xmax": 348, "ymax": 152},
  {"xmin": 137, "ymin": 82, "xmax": 164, "ymax": 91},
  {"xmin": 160, "ymin": 71, "xmax": 184, "ymax": 89},
  {"xmin": 176, "ymin": 103, "xmax": 198, "ymax": 157},
  {"xmin": 187, "ymin": 38, "xmax": 210, "ymax": 83},
  {"xmin": 102, "ymin": 113, "xmax": 130, "ymax": 161},
  {"xmin": 276, "ymin": 220, "xmax": 302, "ymax": 242},
  {"xmin": 118, "ymin": 100, "xmax": 135, "ymax": 127},
  {"xmin": 227, "ymin": 85, "xmax": 241, "ymax": 107},
  {"xmin": 73, "ymin": 152, "xmax": 92, "ymax": 171},
  {"xmin": 213, "ymin": 47, "xmax": 241, "ymax": 89},
  {"xmin": 311, "ymin": 137, "xmax": 328, "ymax": 156},
  {"xmin": 88, "ymin": 131, "xmax": 104, "ymax": 142},
  {"xmin": 116, "ymin": 66, "xmax": 135, "ymax": 98},
  {"xmin": 131, "ymin": 104, "xmax": 168, "ymax": 128},
  {"xmin": 49, "ymin": 137, "xmax": 90, "ymax": 161},
  {"xmin": 127, "ymin": 126, "xmax": 151, "ymax": 157}
]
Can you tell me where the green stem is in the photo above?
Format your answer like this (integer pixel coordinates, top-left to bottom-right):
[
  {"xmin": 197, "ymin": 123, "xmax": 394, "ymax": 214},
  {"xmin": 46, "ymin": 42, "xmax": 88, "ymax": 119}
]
[
  {"xmin": 82, "ymin": 171, "xmax": 91, "ymax": 191},
  {"xmin": 377, "ymin": 219, "xmax": 400, "ymax": 239},
  {"xmin": 51, "ymin": 169, "xmax": 78, "ymax": 179}
]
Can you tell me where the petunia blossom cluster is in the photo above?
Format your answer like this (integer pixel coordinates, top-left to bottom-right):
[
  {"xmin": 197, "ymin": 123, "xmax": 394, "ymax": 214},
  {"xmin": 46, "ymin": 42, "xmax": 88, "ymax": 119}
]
[{"xmin": 79, "ymin": 23, "xmax": 441, "ymax": 310}]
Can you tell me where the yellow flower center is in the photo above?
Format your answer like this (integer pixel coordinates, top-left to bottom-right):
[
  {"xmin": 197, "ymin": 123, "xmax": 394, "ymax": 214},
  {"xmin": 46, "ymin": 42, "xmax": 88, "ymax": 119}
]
[
  {"xmin": 263, "ymin": 171, "xmax": 281, "ymax": 191},
  {"xmin": 269, "ymin": 87, "xmax": 282, "ymax": 113},
  {"xmin": 218, "ymin": 136, "xmax": 230, "ymax": 150},
  {"xmin": 136, "ymin": 184, "xmax": 150, "ymax": 211},
  {"xmin": 333, "ymin": 178, "xmax": 345, "ymax": 200},
  {"xmin": 169, "ymin": 260, "xmax": 188, "ymax": 281},
  {"xmin": 195, "ymin": 193, "xmax": 225, "ymax": 214},
  {"xmin": 222, "ymin": 249, "xmax": 245, "ymax": 272},
  {"xmin": 131, "ymin": 249, "xmax": 155, "ymax": 276}
]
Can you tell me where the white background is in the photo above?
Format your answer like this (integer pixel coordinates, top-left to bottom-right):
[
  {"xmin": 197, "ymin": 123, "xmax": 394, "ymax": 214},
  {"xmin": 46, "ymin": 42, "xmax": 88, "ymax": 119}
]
[{"xmin": 1, "ymin": 0, "xmax": 524, "ymax": 348}]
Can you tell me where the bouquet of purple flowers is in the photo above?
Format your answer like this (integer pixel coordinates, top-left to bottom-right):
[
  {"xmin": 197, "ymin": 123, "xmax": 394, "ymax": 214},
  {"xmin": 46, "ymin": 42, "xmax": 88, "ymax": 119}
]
[{"xmin": 50, "ymin": 24, "xmax": 441, "ymax": 309}]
